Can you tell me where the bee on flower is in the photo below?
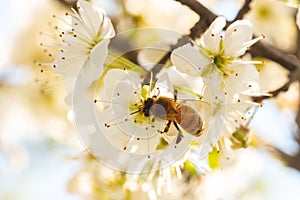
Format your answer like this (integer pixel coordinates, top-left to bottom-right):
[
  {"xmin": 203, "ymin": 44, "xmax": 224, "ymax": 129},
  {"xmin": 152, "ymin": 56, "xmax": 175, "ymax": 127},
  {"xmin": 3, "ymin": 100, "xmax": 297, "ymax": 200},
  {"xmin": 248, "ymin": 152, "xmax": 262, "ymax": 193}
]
[
  {"xmin": 170, "ymin": 16, "xmax": 265, "ymax": 152},
  {"xmin": 87, "ymin": 67, "xmax": 217, "ymax": 173}
]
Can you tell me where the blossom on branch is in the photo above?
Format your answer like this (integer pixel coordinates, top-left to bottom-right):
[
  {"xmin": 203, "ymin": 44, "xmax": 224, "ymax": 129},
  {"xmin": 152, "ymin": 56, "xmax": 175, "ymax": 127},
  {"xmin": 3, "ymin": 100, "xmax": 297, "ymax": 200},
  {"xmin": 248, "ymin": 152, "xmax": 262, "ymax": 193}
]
[
  {"xmin": 171, "ymin": 16, "xmax": 263, "ymax": 97},
  {"xmin": 170, "ymin": 16, "xmax": 265, "ymax": 151},
  {"xmin": 41, "ymin": 0, "xmax": 115, "ymax": 104}
]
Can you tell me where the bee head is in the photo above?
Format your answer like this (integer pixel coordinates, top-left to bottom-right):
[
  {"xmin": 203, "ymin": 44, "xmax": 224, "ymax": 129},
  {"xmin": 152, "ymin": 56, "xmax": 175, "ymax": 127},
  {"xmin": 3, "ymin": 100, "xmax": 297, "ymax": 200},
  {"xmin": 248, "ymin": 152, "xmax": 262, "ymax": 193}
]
[{"xmin": 143, "ymin": 98, "xmax": 154, "ymax": 117}]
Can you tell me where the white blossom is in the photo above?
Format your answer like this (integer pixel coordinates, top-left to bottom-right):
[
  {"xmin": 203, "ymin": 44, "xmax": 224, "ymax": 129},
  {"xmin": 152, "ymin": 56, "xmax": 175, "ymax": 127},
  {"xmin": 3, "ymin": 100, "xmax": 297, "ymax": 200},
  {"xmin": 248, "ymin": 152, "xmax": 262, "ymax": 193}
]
[
  {"xmin": 171, "ymin": 16, "xmax": 262, "ymax": 97},
  {"xmin": 41, "ymin": 0, "xmax": 115, "ymax": 104},
  {"xmin": 170, "ymin": 16, "xmax": 264, "ymax": 149}
]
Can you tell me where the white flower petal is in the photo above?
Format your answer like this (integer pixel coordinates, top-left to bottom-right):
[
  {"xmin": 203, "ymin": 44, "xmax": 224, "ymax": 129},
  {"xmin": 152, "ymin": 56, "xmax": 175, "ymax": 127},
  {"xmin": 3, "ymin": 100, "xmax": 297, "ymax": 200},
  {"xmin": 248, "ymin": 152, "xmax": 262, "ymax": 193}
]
[
  {"xmin": 230, "ymin": 63, "xmax": 258, "ymax": 82},
  {"xmin": 103, "ymin": 69, "xmax": 129, "ymax": 98},
  {"xmin": 257, "ymin": 60, "xmax": 289, "ymax": 92},
  {"xmin": 77, "ymin": 0, "xmax": 114, "ymax": 39},
  {"xmin": 71, "ymin": 16, "xmax": 94, "ymax": 42},
  {"xmin": 58, "ymin": 40, "xmax": 109, "ymax": 105},
  {"xmin": 171, "ymin": 43, "xmax": 210, "ymax": 76},
  {"xmin": 224, "ymin": 19, "xmax": 253, "ymax": 57},
  {"xmin": 200, "ymin": 16, "xmax": 226, "ymax": 54},
  {"xmin": 159, "ymin": 67, "xmax": 205, "ymax": 99},
  {"xmin": 225, "ymin": 64, "xmax": 258, "ymax": 95},
  {"xmin": 79, "ymin": 39, "xmax": 109, "ymax": 88},
  {"xmin": 155, "ymin": 72, "xmax": 174, "ymax": 96},
  {"xmin": 198, "ymin": 71, "xmax": 225, "ymax": 157},
  {"xmin": 138, "ymin": 43, "xmax": 170, "ymax": 71},
  {"xmin": 100, "ymin": 16, "xmax": 116, "ymax": 39}
]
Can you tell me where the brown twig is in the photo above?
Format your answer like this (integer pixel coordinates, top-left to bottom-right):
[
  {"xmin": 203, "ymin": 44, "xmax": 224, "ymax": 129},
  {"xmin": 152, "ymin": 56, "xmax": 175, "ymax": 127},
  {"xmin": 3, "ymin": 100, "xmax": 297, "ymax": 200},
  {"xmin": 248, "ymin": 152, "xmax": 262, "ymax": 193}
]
[
  {"xmin": 274, "ymin": 135, "xmax": 300, "ymax": 171},
  {"xmin": 252, "ymin": 67, "xmax": 300, "ymax": 102},
  {"xmin": 250, "ymin": 41, "xmax": 300, "ymax": 71},
  {"xmin": 224, "ymin": 0, "xmax": 253, "ymax": 28},
  {"xmin": 142, "ymin": 36, "xmax": 190, "ymax": 85},
  {"xmin": 174, "ymin": 0, "xmax": 216, "ymax": 19},
  {"xmin": 55, "ymin": 0, "xmax": 78, "ymax": 7},
  {"xmin": 142, "ymin": 0, "xmax": 218, "ymax": 85},
  {"xmin": 233, "ymin": 0, "xmax": 253, "ymax": 21},
  {"xmin": 295, "ymin": 29, "xmax": 300, "ymax": 59}
]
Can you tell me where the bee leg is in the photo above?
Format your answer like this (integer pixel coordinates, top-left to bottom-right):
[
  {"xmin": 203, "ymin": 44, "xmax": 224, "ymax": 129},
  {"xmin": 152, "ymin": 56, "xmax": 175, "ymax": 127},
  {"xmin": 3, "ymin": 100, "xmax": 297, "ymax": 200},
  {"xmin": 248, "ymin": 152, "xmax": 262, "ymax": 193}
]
[
  {"xmin": 151, "ymin": 117, "xmax": 156, "ymax": 123},
  {"xmin": 159, "ymin": 120, "xmax": 171, "ymax": 133},
  {"xmin": 174, "ymin": 89, "xmax": 178, "ymax": 101},
  {"xmin": 173, "ymin": 121, "xmax": 184, "ymax": 144}
]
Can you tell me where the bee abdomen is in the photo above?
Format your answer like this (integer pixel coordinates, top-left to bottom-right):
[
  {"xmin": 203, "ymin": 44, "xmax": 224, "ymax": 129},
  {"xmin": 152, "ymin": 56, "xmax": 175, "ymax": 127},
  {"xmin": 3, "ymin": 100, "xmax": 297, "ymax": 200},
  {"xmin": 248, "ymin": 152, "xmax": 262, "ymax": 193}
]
[{"xmin": 177, "ymin": 105, "xmax": 203, "ymax": 136}]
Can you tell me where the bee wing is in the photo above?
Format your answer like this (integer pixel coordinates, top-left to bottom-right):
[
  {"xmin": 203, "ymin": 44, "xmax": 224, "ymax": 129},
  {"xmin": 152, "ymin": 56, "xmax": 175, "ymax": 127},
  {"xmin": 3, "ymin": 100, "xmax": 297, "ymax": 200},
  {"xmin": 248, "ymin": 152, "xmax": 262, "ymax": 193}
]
[{"xmin": 177, "ymin": 99, "xmax": 211, "ymax": 110}]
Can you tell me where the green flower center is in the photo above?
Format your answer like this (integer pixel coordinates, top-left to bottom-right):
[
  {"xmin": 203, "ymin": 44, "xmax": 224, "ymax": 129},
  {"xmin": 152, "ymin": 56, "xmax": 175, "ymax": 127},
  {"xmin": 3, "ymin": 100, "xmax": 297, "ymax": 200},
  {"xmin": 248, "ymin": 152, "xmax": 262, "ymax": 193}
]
[
  {"xmin": 212, "ymin": 53, "xmax": 232, "ymax": 78},
  {"xmin": 201, "ymin": 40, "xmax": 234, "ymax": 78},
  {"xmin": 214, "ymin": 54, "xmax": 226, "ymax": 69}
]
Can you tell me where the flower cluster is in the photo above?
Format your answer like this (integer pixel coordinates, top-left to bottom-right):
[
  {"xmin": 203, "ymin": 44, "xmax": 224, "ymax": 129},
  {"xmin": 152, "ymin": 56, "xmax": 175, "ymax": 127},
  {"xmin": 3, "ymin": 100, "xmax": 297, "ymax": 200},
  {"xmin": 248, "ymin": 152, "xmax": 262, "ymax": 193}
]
[
  {"xmin": 40, "ymin": 0, "xmax": 115, "ymax": 104},
  {"xmin": 171, "ymin": 16, "xmax": 264, "ymax": 147},
  {"xmin": 41, "ymin": 0, "xmax": 275, "ymax": 197}
]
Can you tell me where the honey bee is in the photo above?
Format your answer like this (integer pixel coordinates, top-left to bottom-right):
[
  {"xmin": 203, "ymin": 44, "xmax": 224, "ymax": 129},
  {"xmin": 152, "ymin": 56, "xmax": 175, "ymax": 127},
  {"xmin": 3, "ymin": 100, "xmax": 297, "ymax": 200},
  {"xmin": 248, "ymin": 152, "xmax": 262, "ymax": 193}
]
[{"xmin": 142, "ymin": 89, "xmax": 205, "ymax": 144}]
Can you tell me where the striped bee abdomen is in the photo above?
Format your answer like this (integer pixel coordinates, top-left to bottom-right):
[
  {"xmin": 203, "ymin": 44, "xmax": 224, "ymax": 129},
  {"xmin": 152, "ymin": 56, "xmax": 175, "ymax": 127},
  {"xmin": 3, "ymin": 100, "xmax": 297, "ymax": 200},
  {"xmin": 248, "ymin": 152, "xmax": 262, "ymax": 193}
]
[{"xmin": 176, "ymin": 104, "xmax": 203, "ymax": 136}]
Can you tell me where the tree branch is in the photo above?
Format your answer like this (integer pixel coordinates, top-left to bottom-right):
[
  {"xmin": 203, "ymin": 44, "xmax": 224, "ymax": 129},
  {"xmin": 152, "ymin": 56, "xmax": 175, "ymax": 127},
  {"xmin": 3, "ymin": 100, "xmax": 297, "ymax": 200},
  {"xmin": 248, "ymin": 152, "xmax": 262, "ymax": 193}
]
[
  {"xmin": 173, "ymin": 0, "xmax": 218, "ymax": 38},
  {"xmin": 250, "ymin": 41, "xmax": 300, "ymax": 71},
  {"xmin": 234, "ymin": 0, "xmax": 253, "ymax": 21},
  {"xmin": 142, "ymin": 0, "xmax": 219, "ymax": 85},
  {"xmin": 174, "ymin": 0, "xmax": 216, "ymax": 19},
  {"xmin": 295, "ymin": 29, "xmax": 300, "ymax": 59},
  {"xmin": 274, "ymin": 135, "xmax": 300, "ymax": 171},
  {"xmin": 55, "ymin": 0, "xmax": 78, "ymax": 7},
  {"xmin": 252, "ymin": 67, "xmax": 300, "ymax": 102}
]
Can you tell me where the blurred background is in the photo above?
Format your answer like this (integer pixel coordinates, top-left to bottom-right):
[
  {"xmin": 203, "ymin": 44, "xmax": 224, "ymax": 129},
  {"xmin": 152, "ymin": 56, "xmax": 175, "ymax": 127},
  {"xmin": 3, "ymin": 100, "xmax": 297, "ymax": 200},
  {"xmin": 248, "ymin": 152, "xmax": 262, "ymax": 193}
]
[{"xmin": 0, "ymin": 0, "xmax": 299, "ymax": 199}]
